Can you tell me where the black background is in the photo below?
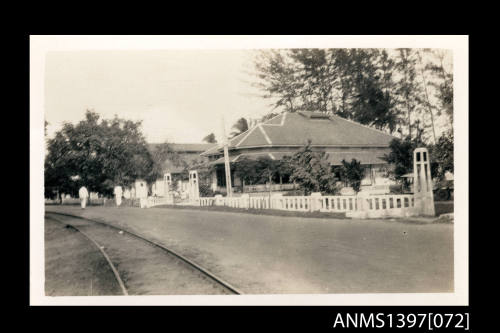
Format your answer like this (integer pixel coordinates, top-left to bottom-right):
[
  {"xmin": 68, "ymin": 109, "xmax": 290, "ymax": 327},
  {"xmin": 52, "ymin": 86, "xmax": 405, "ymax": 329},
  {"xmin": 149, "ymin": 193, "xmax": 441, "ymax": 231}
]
[{"xmin": 12, "ymin": 8, "xmax": 473, "ymax": 331}]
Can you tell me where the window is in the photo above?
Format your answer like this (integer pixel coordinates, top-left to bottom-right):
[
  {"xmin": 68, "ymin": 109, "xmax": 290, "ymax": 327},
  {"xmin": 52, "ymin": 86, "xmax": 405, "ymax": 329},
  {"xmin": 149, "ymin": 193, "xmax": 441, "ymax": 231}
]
[{"xmin": 216, "ymin": 168, "xmax": 234, "ymax": 187}]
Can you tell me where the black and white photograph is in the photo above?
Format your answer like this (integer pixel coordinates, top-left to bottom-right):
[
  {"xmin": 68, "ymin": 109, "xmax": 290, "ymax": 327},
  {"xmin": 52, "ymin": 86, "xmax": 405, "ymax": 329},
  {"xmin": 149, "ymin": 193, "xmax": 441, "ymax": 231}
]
[{"xmin": 30, "ymin": 35, "xmax": 468, "ymax": 305}]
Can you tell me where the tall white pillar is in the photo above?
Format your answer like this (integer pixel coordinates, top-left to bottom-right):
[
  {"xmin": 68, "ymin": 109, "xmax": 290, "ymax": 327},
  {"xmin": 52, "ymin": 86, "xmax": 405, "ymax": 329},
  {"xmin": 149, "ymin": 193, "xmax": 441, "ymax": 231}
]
[
  {"xmin": 164, "ymin": 173, "xmax": 171, "ymax": 197},
  {"xmin": 413, "ymin": 147, "xmax": 435, "ymax": 216},
  {"xmin": 189, "ymin": 170, "xmax": 200, "ymax": 201}
]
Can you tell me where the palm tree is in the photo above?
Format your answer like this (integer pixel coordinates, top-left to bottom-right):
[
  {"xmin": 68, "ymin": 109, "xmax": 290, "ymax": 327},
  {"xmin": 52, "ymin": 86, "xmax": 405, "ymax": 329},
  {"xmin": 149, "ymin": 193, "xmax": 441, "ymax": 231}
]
[
  {"xmin": 202, "ymin": 133, "xmax": 217, "ymax": 143},
  {"xmin": 229, "ymin": 118, "xmax": 249, "ymax": 138}
]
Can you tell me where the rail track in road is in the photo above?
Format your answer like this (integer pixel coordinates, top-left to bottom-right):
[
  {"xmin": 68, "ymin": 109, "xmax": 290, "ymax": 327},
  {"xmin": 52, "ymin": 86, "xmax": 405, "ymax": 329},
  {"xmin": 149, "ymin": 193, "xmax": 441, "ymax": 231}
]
[{"xmin": 46, "ymin": 212, "xmax": 242, "ymax": 295}]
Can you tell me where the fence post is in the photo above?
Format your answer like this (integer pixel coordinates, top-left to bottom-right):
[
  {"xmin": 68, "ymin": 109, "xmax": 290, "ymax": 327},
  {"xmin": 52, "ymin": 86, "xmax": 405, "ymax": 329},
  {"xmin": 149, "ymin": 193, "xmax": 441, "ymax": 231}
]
[
  {"xmin": 214, "ymin": 194, "xmax": 223, "ymax": 206},
  {"xmin": 240, "ymin": 194, "xmax": 250, "ymax": 209},
  {"xmin": 310, "ymin": 192, "xmax": 322, "ymax": 212},
  {"xmin": 271, "ymin": 193, "xmax": 283, "ymax": 210},
  {"xmin": 347, "ymin": 191, "xmax": 369, "ymax": 218}
]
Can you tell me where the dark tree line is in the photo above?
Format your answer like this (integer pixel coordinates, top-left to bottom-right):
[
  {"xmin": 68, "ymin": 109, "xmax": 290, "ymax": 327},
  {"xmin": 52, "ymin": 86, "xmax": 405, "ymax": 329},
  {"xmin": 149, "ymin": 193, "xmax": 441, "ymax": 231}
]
[
  {"xmin": 45, "ymin": 111, "xmax": 171, "ymax": 198},
  {"xmin": 253, "ymin": 48, "xmax": 453, "ymax": 144}
]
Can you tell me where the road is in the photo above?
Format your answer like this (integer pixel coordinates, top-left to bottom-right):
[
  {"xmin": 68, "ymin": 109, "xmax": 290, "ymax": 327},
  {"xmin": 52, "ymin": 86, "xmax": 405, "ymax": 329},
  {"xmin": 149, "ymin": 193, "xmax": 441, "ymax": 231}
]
[{"xmin": 45, "ymin": 205, "xmax": 454, "ymax": 294}]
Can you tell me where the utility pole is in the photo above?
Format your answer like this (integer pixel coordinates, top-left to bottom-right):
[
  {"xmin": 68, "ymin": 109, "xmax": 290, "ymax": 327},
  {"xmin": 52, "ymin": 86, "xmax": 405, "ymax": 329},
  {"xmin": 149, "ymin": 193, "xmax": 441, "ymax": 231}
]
[{"xmin": 221, "ymin": 116, "xmax": 233, "ymax": 197}]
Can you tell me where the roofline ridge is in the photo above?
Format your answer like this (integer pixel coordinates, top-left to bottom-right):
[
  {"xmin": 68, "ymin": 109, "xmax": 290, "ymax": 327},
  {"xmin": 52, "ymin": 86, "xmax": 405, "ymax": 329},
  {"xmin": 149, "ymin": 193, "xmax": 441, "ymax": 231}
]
[
  {"xmin": 258, "ymin": 124, "xmax": 273, "ymax": 145},
  {"xmin": 200, "ymin": 125, "xmax": 256, "ymax": 156},
  {"xmin": 263, "ymin": 112, "xmax": 284, "ymax": 124},
  {"xmin": 235, "ymin": 124, "xmax": 260, "ymax": 148},
  {"xmin": 329, "ymin": 114, "xmax": 397, "ymax": 138},
  {"xmin": 261, "ymin": 112, "xmax": 287, "ymax": 127}
]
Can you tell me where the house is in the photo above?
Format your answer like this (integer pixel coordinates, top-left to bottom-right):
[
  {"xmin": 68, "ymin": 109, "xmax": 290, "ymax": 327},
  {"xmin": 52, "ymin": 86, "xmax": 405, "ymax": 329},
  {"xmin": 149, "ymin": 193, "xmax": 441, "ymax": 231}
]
[
  {"xmin": 200, "ymin": 111, "xmax": 398, "ymax": 194},
  {"xmin": 147, "ymin": 143, "xmax": 215, "ymax": 197}
]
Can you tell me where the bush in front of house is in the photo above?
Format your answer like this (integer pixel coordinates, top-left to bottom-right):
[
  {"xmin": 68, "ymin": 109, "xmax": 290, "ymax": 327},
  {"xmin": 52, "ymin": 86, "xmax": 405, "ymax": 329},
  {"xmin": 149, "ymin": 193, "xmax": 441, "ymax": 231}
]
[
  {"xmin": 339, "ymin": 159, "xmax": 364, "ymax": 193},
  {"xmin": 284, "ymin": 141, "xmax": 338, "ymax": 195}
]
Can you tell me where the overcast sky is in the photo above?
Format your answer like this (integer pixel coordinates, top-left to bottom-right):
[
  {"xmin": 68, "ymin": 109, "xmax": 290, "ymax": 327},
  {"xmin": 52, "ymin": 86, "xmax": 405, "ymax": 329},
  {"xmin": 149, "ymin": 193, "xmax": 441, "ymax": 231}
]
[{"xmin": 45, "ymin": 50, "xmax": 272, "ymax": 143}]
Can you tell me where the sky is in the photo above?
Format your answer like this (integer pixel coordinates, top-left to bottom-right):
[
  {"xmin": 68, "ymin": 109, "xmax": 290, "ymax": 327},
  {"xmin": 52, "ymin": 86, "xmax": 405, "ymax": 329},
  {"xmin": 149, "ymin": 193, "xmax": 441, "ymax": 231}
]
[
  {"xmin": 44, "ymin": 48, "xmax": 452, "ymax": 144},
  {"xmin": 44, "ymin": 50, "xmax": 272, "ymax": 143}
]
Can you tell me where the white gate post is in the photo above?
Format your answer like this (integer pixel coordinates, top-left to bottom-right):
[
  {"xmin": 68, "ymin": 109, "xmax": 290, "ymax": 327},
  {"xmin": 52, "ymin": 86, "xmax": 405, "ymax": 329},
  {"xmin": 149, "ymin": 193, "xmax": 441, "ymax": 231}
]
[
  {"xmin": 310, "ymin": 192, "xmax": 322, "ymax": 212},
  {"xmin": 164, "ymin": 173, "xmax": 171, "ymax": 197},
  {"xmin": 413, "ymin": 147, "xmax": 435, "ymax": 216},
  {"xmin": 347, "ymin": 191, "xmax": 369, "ymax": 219},
  {"xmin": 189, "ymin": 170, "xmax": 200, "ymax": 202}
]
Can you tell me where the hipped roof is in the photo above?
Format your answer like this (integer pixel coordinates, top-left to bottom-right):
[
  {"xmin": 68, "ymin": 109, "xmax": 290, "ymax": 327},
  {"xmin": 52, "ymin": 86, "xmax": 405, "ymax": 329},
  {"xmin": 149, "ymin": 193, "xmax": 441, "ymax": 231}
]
[{"xmin": 201, "ymin": 111, "xmax": 396, "ymax": 156}]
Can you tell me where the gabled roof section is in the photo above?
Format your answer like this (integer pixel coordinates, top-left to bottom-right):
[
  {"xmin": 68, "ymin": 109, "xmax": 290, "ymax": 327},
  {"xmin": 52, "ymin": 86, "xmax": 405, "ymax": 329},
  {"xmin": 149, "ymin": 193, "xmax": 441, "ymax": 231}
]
[{"xmin": 200, "ymin": 111, "xmax": 397, "ymax": 156}]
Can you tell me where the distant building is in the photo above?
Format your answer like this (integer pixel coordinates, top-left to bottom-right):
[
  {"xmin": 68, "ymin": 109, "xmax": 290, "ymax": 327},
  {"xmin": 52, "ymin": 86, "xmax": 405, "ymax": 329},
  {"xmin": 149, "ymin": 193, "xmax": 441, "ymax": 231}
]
[
  {"xmin": 147, "ymin": 143, "xmax": 215, "ymax": 197},
  {"xmin": 200, "ymin": 111, "xmax": 397, "ymax": 194}
]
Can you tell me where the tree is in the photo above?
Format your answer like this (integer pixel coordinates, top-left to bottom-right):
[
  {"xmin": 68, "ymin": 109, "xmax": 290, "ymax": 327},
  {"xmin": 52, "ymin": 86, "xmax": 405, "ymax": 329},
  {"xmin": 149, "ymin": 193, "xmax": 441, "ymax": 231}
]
[
  {"xmin": 44, "ymin": 110, "xmax": 155, "ymax": 197},
  {"xmin": 339, "ymin": 159, "xmax": 364, "ymax": 193},
  {"xmin": 425, "ymin": 49, "xmax": 453, "ymax": 125},
  {"xmin": 148, "ymin": 141, "xmax": 178, "ymax": 182},
  {"xmin": 416, "ymin": 50, "xmax": 438, "ymax": 143},
  {"xmin": 202, "ymin": 133, "xmax": 217, "ymax": 143},
  {"xmin": 345, "ymin": 49, "xmax": 399, "ymax": 132},
  {"xmin": 229, "ymin": 117, "xmax": 249, "ymax": 138},
  {"xmin": 383, "ymin": 137, "xmax": 422, "ymax": 180},
  {"xmin": 384, "ymin": 129, "xmax": 453, "ymax": 185},
  {"xmin": 253, "ymin": 49, "xmax": 403, "ymax": 134},
  {"xmin": 254, "ymin": 50, "xmax": 303, "ymax": 112},
  {"xmin": 233, "ymin": 158, "xmax": 261, "ymax": 187},
  {"xmin": 393, "ymin": 48, "xmax": 425, "ymax": 141},
  {"xmin": 232, "ymin": 156, "xmax": 281, "ymax": 188},
  {"xmin": 430, "ymin": 129, "xmax": 453, "ymax": 181},
  {"xmin": 285, "ymin": 141, "xmax": 338, "ymax": 195}
]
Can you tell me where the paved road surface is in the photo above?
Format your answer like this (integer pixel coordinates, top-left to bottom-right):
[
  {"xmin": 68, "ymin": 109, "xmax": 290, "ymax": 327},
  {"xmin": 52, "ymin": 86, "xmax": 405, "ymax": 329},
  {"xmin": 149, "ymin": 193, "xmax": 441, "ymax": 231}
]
[{"xmin": 46, "ymin": 205, "xmax": 453, "ymax": 294}]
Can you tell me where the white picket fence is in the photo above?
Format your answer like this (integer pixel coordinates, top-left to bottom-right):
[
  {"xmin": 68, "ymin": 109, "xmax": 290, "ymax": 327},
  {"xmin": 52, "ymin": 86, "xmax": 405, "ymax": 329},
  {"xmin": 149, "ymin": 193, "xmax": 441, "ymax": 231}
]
[
  {"xmin": 199, "ymin": 197, "xmax": 215, "ymax": 206},
  {"xmin": 320, "ymin": 196, "xmax": 357, "ymax": 212},
  {"xmin": 198, "ymin": 194, "xmax": 358, "ymax": 213},
  {"xmin": 354, "ymin": 194, "xmax": 416, "ymax": 218},
  {"xmin": 271, "ymin": 196, "xmax": 314, "ymax": 212},
  {"xmin": 198, "ymin": 193, "xmax": 419, "ymax": 218},
  {"xmin": 147, "ymin": 196, "xmax": 173, "ymax": 207}
]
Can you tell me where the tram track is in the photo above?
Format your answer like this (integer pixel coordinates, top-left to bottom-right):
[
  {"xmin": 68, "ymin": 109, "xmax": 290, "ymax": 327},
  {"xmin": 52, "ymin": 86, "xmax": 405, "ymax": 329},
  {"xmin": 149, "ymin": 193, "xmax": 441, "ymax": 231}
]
[{"xmin": 45, "ymin": 212, "xmax": 242, "ymax": 295}]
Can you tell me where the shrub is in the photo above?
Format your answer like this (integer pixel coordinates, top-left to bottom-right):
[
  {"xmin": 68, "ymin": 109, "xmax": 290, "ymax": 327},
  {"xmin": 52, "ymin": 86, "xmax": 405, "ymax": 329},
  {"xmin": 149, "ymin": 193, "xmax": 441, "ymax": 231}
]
[
  {"xmin": 286, "ymin": 142, "xmax": 338, "ymax": 195},
  {"xmin": 339, "ymin": 159, "xmax": 364, "ymax": 193}
]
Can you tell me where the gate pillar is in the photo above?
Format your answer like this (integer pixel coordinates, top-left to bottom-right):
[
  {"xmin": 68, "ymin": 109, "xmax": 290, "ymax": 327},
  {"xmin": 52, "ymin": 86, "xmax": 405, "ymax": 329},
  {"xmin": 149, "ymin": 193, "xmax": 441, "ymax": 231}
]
[
  {"xmin": 164, "ymin": 173, "xmax": 172, "ymax": 197},
  {"xmin": 189, "ymin": 170, "xmax": 200, "ymax": 201},
  {"xmin": 413, "ymin": 147, "xmax": 435, "ymax": 216}
]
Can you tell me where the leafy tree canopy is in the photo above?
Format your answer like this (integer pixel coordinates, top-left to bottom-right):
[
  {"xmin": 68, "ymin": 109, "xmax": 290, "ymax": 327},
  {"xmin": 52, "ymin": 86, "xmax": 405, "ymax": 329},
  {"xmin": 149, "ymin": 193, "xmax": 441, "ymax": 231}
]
[
  {"xmin": 285, "ymin": 141, "xmax": 338, "ymax": 195},
  {"xmin": 232, "ymin": 156, "xmax": 282, "ymax": 186},
  {"xmin": 339, "ymin": 159, "xmax": 364, "ymax": 193},
  {"xmin": 45, "ymin": 110, "xmax": 155, "ymax": 197},
  {"xmin": 253, "ymin": 48, "xmax": 453, "ymax": 143},
  {"xmin": 430, "ymin": 129, "xmax": 453, "ymax": 181}
]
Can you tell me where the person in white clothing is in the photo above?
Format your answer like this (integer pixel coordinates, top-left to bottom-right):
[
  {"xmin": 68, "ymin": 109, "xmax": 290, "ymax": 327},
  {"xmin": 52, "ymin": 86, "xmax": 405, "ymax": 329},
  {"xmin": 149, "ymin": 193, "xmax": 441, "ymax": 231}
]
[
  {"xmin": 78, "ymin": 186, "xmax": 89, "ymax": 209},
  {"xmin": 114, "ymin": 185, "xmax": 123, "ymax": 207}
]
